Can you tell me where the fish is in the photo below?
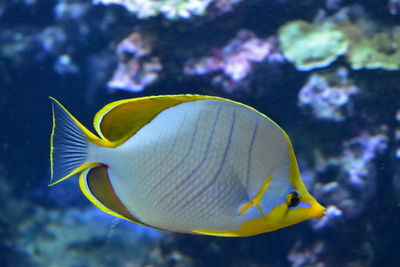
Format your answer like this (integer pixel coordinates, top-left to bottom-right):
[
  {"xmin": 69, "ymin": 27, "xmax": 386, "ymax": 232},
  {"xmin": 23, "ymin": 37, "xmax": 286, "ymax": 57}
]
[{"xmin": 49, "ymin": 94, "xmax": 325, "ymax": 237}]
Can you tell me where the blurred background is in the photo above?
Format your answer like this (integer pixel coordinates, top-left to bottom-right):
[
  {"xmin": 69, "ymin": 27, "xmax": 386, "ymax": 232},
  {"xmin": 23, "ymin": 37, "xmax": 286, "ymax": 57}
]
[{"xmin": 0, "ymin": 0, "xmax": 400, "ymax": 266}]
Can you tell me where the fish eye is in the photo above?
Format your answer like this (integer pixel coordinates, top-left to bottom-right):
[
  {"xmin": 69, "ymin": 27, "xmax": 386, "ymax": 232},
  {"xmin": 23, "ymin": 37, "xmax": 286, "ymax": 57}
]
[{"xmin": 286, "ymin": 191, "xmax": 302, "ymax": 208}]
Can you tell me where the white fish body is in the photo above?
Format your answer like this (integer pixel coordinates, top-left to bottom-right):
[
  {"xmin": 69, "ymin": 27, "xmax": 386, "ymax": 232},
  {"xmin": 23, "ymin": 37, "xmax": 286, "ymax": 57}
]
[{"xmin": 49, "ymin": 95, "xmax": 325, "ymax": 237}]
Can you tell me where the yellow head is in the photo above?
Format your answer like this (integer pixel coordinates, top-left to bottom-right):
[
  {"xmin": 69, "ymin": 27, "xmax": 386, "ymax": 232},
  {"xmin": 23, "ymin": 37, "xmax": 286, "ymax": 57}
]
[
  {"xmin": 262, "ymin": 186, "xmax": 325, "ymax": 231},
  {"xmin": 258, "ymin": 138, "xmax": 326, "ymax": 232},
  {"xmin": 233, "ymin": 184, "xmax": 325, "ymax": 237},
  {"xmin": 258, "ymin": 151, "xmax": 325, "ymax": 233},
  {"xmin": 231, "ymin": 149, "xmax": 325, "ymax": 237}
]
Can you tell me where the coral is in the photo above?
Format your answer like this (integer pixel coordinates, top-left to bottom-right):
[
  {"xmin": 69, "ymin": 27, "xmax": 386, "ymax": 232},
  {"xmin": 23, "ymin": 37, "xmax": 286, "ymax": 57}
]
[
  {"xmin": 13, "ymin": 207, "xmax": 161, "ymax": 266},
  {"xmin": 2, "ymin": 1, "xmax": 400, "ymax": 266},
  {"xmin": 278, "ymin": 6, "xmax": 400, "ymax": 71},
  {"xmin": 0, "ymin": 164, "xmax": 161, "ymax": 267},
  {"xmin": 396, "ymin": 109, "xmax": 400, "ymax": 160},
  {"xmin": 311, "ymin": 205, "xmax": 343, "ymax": 230},
  {"xmin": 107, "ymin": 32, "xmax": 162, "ymax": 92},
  {"xmin": 394, "ymin": 109, "xmax": 400, "ymax": 202},
  {"xmin": 340, "ymin": 132, "xmax": 388, "ymax": 187},
  {"xmin": 313, "ymin": 131, "xmax": 388, "ymax": 219},
  {"xmin": 93, "ymin": 0, "xmax": 240, "ymax": 19},
  {"xmin": 325, "ymin": 0, "xmax": 342, "ymax": 11},
  {"xmin": 298, "ymin": 67, "xmax": 359, "ymax": 121},
  {"xmin": 55, "ymin": 0, "xmax": 90, "ymax": 20},
  {"xmin": 209, "ymin": 0, "xmax": 242, "ymax": 14},
  {"xmin": 288, "ymin": 234, "xmax": 375, "ymax": 267},
  {"xmin": 142, "ymin": 238, "xmax": 194, "ymax": 266},
  {"xmin": 184, "ymin": 30, "xmax": 283, "ymax": 92},
  {"xmin": 0, "ymin": 179, "xmax": 162, "ymax": 266},
  {"xmin": 288, "ymin": 240, "xmax": 326, "ymax": 267},
  {"xmin": 0, "ymin": 29, "xmax": 38, "ymax": 66},
  {"xmin": 348, "ymin": 28, "xmax": 400, "ymax": 70},
  {"xmin": 54, "ymin": 54, "xmax": 79, "ymax": 74},
  {"xmin": 37, "ymin": 26, "xmax": 68, "ymax": 55},
  {"xmin": 0, "ymin": 1, "xmax": 88, "ymax": 74},
  {"xmin": 278, "ymin": 20, "xmax": 348, "ymax": 71},
  {"xmin": 326, "ymin": 6, "xmax": 400, "ymax": 70}
]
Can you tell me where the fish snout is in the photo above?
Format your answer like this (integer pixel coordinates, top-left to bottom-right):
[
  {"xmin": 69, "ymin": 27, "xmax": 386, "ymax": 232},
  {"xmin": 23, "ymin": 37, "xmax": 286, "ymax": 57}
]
[{"xmin": 310, "ymin": 202, "xmax": 326, "ymax": 218}]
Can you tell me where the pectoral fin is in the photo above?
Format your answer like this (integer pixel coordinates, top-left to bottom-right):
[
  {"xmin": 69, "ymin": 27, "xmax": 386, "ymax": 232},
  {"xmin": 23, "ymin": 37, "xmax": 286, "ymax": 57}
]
[{"xmin": 238, "ymin": 174, "xmax": 272, "ymax": 216}]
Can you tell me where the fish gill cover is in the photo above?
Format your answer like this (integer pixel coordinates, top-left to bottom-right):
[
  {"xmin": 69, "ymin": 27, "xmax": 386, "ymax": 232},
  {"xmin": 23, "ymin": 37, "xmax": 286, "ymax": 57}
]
[{"xmin": 0, "ymin": 0, "xmax": 400, "ymax": 266}]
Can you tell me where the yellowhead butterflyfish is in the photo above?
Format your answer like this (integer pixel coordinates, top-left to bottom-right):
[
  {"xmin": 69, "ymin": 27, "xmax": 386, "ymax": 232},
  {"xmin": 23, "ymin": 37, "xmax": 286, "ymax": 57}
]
[{"xmin": 49, "ymin": 95, "xmax": 325, "ymax": 237}]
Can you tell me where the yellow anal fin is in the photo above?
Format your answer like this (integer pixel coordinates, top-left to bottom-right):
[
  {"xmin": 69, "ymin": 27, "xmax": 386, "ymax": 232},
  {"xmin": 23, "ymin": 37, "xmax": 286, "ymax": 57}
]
[
  {"xmin": 191, "ymin": 229, "xmax": 242, "ymax": 237},
  {"xmin": 79, "ymin": 166, "xmax": 147, "ymax": 226},
  {"xmin": 238, "ymin": 174, "xmax": 272, "ymax": 216}
]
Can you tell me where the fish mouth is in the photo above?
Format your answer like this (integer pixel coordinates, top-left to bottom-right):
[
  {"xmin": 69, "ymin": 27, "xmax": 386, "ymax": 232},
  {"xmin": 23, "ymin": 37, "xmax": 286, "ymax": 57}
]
[{"xmin": 310, "ymin": 202, "xmax": 326, "ymax": 218}]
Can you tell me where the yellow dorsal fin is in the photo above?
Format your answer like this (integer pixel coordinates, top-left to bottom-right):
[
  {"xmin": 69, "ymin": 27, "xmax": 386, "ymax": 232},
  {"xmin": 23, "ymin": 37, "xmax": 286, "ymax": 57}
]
[{"xmin": 93, "ymin": 94, "xmax": 231, "ymax": 146}]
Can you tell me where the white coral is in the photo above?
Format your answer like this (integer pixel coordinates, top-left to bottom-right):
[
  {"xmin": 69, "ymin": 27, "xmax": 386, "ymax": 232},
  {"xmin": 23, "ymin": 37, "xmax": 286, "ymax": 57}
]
[{"xmin": 94, "ymin": 0, "xmax": 213, "ymax": 19}]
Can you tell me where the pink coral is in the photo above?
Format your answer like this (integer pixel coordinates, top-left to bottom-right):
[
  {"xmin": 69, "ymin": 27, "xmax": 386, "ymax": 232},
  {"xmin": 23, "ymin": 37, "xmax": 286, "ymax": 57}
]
[
  {"xmin": 108, "ymin": 32, "xmax": 162, "ymax": 93},
  {"xmin": 298, "ymin": 68, "xmax": 359, "ymax": 121},
  {"xmin": 313, "ymin": 131, "xmax": 388, "ymax": 219},
  {"xmin": 184, "ymin": 30, "xmax": 283, "ymax": 92}
]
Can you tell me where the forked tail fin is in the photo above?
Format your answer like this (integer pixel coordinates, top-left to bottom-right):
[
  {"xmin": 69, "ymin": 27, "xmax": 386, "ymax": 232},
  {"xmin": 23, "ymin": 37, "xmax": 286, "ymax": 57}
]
[{"xmin": 49, "ymin": 97, "xmax": 102, "ymax": 186}]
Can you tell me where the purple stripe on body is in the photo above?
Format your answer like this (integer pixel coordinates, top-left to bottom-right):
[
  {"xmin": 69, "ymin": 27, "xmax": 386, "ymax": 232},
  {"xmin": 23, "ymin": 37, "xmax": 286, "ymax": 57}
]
[
  {"xmin": 144, "ymin": 111, "xmax": 189, "ymax": 184},
  {"xmin": 147, "ymin": 109, "xmax": 203, "ymax": 200},
  {"xmin": 136, "ymin": 115, "xmax": 171, "ymax": 185},
  {"xmin": 174, "ymin": 109, "xmax": 236, "ymax": 215},
  {"xmin": 245, "ymin": 116, "xmax": 259, "ymax": 191},
  {"xmin": 155, "ymin": 107, "xmax": 222, "ymax": 209}
]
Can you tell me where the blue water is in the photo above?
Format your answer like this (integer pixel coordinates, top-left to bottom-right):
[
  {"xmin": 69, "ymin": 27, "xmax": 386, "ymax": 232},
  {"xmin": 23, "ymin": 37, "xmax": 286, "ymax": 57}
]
[{"xmin": 1, "ymin": 0, "xmax": 400, "ymax": 266}]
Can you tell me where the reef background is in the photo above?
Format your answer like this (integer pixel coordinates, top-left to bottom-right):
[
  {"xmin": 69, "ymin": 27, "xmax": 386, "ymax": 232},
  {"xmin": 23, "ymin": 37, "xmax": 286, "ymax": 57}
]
[{"xmin": 1, "ymin": 0, "xmax": 400, "ymax": 266}]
